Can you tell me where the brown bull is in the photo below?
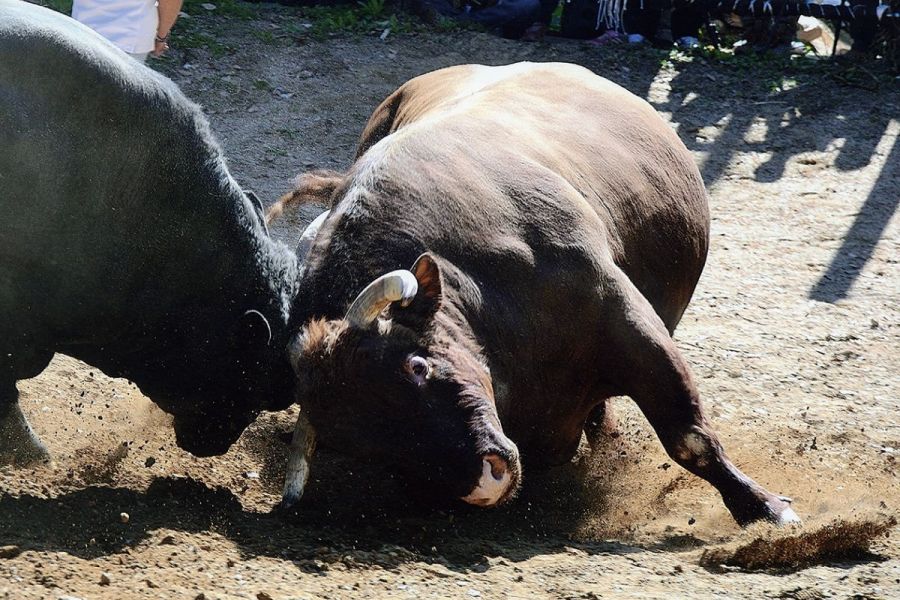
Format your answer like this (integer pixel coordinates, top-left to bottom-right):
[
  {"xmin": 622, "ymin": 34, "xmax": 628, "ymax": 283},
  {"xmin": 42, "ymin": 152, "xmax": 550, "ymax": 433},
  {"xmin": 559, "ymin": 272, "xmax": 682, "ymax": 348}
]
[{"xmin": 275, "ymin": 62, "xmax": 799, "ymax": 526}]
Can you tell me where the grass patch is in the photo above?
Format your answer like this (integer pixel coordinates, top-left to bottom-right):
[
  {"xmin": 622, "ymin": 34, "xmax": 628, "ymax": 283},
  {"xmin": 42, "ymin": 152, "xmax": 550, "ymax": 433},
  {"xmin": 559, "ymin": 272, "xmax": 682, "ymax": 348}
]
[
  {"xmin": 252, "ymin": 29, "xmax": 278, "ymax": 44},
  {"xmin": 34, "ymin": 0, "xmax": 73, "ymax": 14},
  {"xmin": 172, "ymin": 28, "xmax": 232, "ymax": 58},
  {"xmin": 293, "ymin": 0, "xmax": 433, "ymax": 39},
  {"xmin": 182, "ymin": 0, "xmax": 259, "ymax": 19}
]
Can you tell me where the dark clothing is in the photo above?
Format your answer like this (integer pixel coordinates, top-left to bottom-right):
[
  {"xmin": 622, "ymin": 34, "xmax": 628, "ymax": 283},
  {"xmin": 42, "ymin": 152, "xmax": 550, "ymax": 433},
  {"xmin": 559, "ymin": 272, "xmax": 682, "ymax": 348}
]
[
  {"xmin": 849, "ymin": 15, "xmax": 878, "ymax": 52},
  {"xmin": 425, "ymin": 0, "xmax": 542, "ymax": 38},
  {"xmin": 623, "ymin": 0, "xmax": 705, "ymax": 41},
  {"xmin": 536, "ymin": 0, "xmax": 558, "ymax": 24}
]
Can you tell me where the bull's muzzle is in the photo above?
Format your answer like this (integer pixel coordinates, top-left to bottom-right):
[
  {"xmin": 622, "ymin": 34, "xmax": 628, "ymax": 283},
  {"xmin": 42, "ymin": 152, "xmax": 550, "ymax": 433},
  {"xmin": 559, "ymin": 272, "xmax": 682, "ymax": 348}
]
[{"xmin": 461, "ymin": 453, "xmax": 520, "ymax": 507}]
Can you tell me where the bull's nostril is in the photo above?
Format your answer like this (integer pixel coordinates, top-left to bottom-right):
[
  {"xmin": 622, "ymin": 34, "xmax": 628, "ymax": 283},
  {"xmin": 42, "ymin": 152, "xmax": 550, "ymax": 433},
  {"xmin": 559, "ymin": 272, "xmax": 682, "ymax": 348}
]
[
  {"xmin": 461, "ymin": 452, "xmax": 517, "ymax": 507},
  {"xmin": 483, "ymin": 453, "xmax": 507, "ymax": 481}
]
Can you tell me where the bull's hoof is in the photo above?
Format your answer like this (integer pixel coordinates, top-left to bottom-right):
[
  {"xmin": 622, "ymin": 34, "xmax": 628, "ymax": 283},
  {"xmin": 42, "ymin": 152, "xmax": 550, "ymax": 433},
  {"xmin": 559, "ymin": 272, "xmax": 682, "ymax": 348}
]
[
  {"xmin": 274, "ymin": 496, "xmax": 302, "ymax": 518},
  {"xmin": 279, "ymin": 490, "xmax": 302, "ymax": 514},
  {"xmin": 747, "ymin": 496, "xmax": 802, "ymax": 527},
  {"xmin": 730, "ymin": 493, "xmax": 802, "ymax": 527},
  {"xmin": 774, "ymin": 504, "xmax": 802, "ymax": 526},
  {"xmin": 766, "ymin": 496, "xmax": 803, "ymax": 527},
  {"xmin": 769, "ymin": 496, "xmax": 802, "ymax": 526},
  {"xmin": 0, "ymin": 403, "xmax": 50, "ymax": 466}
]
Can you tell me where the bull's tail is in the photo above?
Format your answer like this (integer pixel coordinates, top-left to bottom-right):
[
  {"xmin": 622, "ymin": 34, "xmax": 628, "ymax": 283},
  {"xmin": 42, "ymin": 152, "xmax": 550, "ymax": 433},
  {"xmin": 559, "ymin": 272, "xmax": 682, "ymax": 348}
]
[{"xmin": 266, "ymin": 169, "xmax": 345, "ymax": 225}]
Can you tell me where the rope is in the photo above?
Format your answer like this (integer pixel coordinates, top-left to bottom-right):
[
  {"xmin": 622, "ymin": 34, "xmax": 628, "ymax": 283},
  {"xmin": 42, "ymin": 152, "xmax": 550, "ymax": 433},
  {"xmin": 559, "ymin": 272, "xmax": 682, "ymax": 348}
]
[{"xmin": 596, "ymin": 0, "xmax": 627, "ymax": 31}]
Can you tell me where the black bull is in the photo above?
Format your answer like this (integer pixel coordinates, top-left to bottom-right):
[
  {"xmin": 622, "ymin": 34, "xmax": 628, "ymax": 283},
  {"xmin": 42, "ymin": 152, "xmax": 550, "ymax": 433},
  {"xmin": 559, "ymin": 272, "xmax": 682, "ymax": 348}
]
[{"xmin": 0, "ymin": 1, "xmax": 299, "ymax": 463}]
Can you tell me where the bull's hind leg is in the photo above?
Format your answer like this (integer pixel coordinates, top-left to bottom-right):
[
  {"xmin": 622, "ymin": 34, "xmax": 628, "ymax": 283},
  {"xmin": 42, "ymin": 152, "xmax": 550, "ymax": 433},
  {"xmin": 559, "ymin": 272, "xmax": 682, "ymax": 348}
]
[
  {"xmin": 0, "ymin": 379, "xmax": 50, "ymax": 465},
  {"xmin": 599, "ymin": 275, "xmax": 799, "ymax": 527}
]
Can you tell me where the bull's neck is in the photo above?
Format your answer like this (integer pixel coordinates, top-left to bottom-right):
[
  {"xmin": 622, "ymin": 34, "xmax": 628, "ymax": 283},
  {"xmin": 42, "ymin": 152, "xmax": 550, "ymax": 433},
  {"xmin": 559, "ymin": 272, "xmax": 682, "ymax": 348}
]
[
  {"xmin": 432, "ymin": 257, "xmax": 503, "ymax": 390},
  {"xmin": 172, "ymin": 178, "xmax": 297, "ymax": 342},
  {"xmin": 432, "ymin": 257, "xmax": 518, "ymax": 421},
  {"xmin": 114, "ymin": 170, "xmax": 298, "ymax": 361}
]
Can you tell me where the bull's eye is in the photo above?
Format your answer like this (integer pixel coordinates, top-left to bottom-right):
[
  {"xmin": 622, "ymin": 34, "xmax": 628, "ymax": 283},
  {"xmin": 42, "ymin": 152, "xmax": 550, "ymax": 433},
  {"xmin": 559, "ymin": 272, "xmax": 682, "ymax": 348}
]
[{"xmin": 405, "ymin": 355, "xmax": 430, "ymax": 385}]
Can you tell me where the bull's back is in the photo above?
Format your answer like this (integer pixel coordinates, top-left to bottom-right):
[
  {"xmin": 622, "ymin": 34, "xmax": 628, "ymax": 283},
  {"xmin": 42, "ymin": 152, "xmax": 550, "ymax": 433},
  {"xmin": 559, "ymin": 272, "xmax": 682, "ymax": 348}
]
[
  {"xmin": 360, "ymin": 63, "xmax": 709, "ymax": 329},
  {"xmin": 0, "ymin": 1, "xmax": 229, "ymax": 342}
]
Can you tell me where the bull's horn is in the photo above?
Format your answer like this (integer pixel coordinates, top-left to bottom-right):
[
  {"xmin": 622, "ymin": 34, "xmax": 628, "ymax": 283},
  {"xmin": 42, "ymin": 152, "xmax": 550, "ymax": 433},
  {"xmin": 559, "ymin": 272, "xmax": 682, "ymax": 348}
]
[
  {"xmin": 345, "ymin": 270, "xmax": 418, "ymax": 329},
  {"xmin": 297, "ymin": 210, "xmax": 330, "ymax": 264}
]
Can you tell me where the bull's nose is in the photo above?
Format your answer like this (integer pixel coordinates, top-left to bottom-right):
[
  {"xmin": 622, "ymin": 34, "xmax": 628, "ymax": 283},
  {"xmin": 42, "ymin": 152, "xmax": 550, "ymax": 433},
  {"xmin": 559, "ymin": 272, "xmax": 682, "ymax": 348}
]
[
  {"xmin": 484, "ymin": 453, "xmax": 508, "ymax": 481},
  {"xmin": 461, "ymin": 453, "xmax": 517, "ymax": 507}
]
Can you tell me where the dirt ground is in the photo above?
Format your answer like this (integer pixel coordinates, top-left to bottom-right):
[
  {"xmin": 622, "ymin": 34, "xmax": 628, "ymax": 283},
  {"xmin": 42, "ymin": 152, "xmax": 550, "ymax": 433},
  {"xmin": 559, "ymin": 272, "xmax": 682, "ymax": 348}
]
[{"xmin": 2, "ymin": 6, "xmax": 899, "ymax": 599}]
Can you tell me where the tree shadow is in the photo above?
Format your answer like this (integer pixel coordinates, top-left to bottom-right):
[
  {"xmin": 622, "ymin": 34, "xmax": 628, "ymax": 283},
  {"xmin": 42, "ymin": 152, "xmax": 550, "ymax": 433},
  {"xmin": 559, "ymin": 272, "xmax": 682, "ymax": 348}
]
[
  {"xmin": 626, "ymin": 52, "xmax": 898, "ymax": 304},
  {"xmin": 809, "ymin": 130, "xmax": 899, "ymax": 302},
  {"xmin": 656, "ymin": 58, "xmax": 893, "ymax": 184}
]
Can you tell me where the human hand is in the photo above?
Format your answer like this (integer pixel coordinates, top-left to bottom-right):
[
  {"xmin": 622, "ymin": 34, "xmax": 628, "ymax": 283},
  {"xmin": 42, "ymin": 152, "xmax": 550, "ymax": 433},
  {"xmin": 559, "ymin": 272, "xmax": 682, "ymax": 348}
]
[{"xmin": 152, "ymin": 34, "xmax": 169, "ymax": 57}]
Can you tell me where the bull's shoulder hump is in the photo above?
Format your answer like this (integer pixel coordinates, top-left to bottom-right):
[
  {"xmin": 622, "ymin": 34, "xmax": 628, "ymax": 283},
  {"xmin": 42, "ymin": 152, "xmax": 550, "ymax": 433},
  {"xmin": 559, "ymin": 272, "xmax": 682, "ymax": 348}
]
[
  {"xmin": 0, "ymin": 1, "xmax": 194, "ymax": 113},
  {"xmin": 385, "ymin": 62, "xmax": 648, "ymax": 135},
  {"xmin": 400, "ymin": 62, "xmax": 605, "ymax": 99},
  {"xmin": 1, "ymin": 2, "xmax": 111, "ymax": 61}
]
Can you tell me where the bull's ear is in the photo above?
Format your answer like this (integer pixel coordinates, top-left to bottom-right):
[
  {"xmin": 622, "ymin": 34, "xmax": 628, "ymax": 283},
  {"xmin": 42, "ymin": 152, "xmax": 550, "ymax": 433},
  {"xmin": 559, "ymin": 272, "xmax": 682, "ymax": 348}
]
[
  {"xmin": 393, "ymin": 253, "xmax": 442, "ymax": 331},
  {"xmin": 237, "ymin": 309, "xmax": 272, "ymax": 349},
  {"xmin": 229, "ymin": 309, "xmax": 272, "ymax": 351}
]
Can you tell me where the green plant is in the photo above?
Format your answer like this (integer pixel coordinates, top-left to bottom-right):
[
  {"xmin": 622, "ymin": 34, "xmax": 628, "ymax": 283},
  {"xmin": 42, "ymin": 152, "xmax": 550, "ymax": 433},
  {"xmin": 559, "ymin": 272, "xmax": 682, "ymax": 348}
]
[
  {"xmin": 181, "ymin": 0, "xmax": 257, "ymax": 19},
  {"xmin": 34, "ymin": 0, "xmax": 73, "ymax": 14},
  {"xmin": 252, "ymin": 30, "xmax": 277, "ymax": 44},
  {"xmin": 357, "ymin": 0, "xmax": 386, "ymax": 20},
  {"xmin": 172, "ymin": 29, "xmax": 231, "ymax": 57},
  {"xmin": 292, "ymin": 1, "xmax": 435, "ymax": 38}
]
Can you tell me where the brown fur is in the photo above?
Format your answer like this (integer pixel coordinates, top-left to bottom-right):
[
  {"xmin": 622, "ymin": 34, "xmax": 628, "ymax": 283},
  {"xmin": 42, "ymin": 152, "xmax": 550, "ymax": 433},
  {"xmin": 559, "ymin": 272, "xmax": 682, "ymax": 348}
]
[
  {"xmin": 298, "ymin": 318, "xmax": 346, "ymax": 357},
  {"xmin": 266, "ymin": 169, "xmax": 344, "ymax": 225},
  {"xmin": 286, "ymin": 63, "xmax": 796, "ymax": 524}
]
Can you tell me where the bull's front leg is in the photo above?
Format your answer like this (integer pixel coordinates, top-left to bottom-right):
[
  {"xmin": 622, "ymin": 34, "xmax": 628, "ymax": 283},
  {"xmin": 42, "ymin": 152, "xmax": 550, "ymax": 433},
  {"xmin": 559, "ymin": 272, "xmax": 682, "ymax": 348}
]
[
  {"xmin": 600, "ymin": 278, "xmax": 800, "ymax": 527},
  {"xmin": 0, "ymin": 379, "xmax": 50, "ymax": 466},
  {"xmin": 280, "ymin": 408, "xmax": 316, "ymax": 511}
]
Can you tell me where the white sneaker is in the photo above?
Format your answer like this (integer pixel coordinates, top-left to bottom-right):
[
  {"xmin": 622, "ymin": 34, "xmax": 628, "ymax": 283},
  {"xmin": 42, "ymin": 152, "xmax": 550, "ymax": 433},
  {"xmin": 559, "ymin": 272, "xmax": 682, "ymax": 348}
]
[{"xmin": 627, "ymin": 34, "xmax": 647, "ymax": 44}]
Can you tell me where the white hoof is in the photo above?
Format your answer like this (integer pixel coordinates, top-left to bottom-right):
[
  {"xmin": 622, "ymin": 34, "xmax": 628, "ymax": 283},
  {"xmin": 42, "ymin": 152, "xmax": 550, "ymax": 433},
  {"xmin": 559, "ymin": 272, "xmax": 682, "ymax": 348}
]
[{"xmin": 775, "ymin": 505, "xmax": 802, "ymax": 526}]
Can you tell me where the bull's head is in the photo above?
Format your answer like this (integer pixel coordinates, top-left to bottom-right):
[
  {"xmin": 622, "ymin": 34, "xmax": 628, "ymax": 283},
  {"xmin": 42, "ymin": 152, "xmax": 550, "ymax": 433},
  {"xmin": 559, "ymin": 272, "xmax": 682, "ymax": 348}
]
[
  {"xmin": 146, "ymin": 307, "xmax": 293, "ymax": 458},
  {"xmin": 282, "ymin": 254, "xmax": 521, "ymax": 509}
]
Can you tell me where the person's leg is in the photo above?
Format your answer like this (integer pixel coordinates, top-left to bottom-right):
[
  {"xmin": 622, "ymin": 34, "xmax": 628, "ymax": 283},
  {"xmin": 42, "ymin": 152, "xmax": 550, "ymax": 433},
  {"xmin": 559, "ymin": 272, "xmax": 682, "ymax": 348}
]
[
  {"xmin": 536, "ymin": 0, "xmax": 558, "ymax": 25},
  {"xmin": 624, "ymin": 0, "xmax": 659, "ymax": 42},
  {"xmin": 520, "ymin": 0, "xmax": 558, "ymax": 40},
  {"xmin": 655, "ymin": 6, "xmax": 673, "ymax": 45},
  {"xmin": 849, "ymin": 16, "xmax": 879, "ymax": 53},
  {"xmin": 671, "ymin": 3, "xmax": 704, "ymax": 45},
  {"xmin": 767, "ymin": 15, "xmax": 800, "ymax": 52}
]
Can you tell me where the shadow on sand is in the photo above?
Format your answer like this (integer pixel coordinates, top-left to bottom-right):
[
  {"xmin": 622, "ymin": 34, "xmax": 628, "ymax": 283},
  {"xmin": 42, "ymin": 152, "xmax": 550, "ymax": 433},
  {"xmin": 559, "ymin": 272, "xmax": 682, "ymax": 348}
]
[{"xmin": 0, "ymin": 452, "xmax": 645, "ymax": 574}]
